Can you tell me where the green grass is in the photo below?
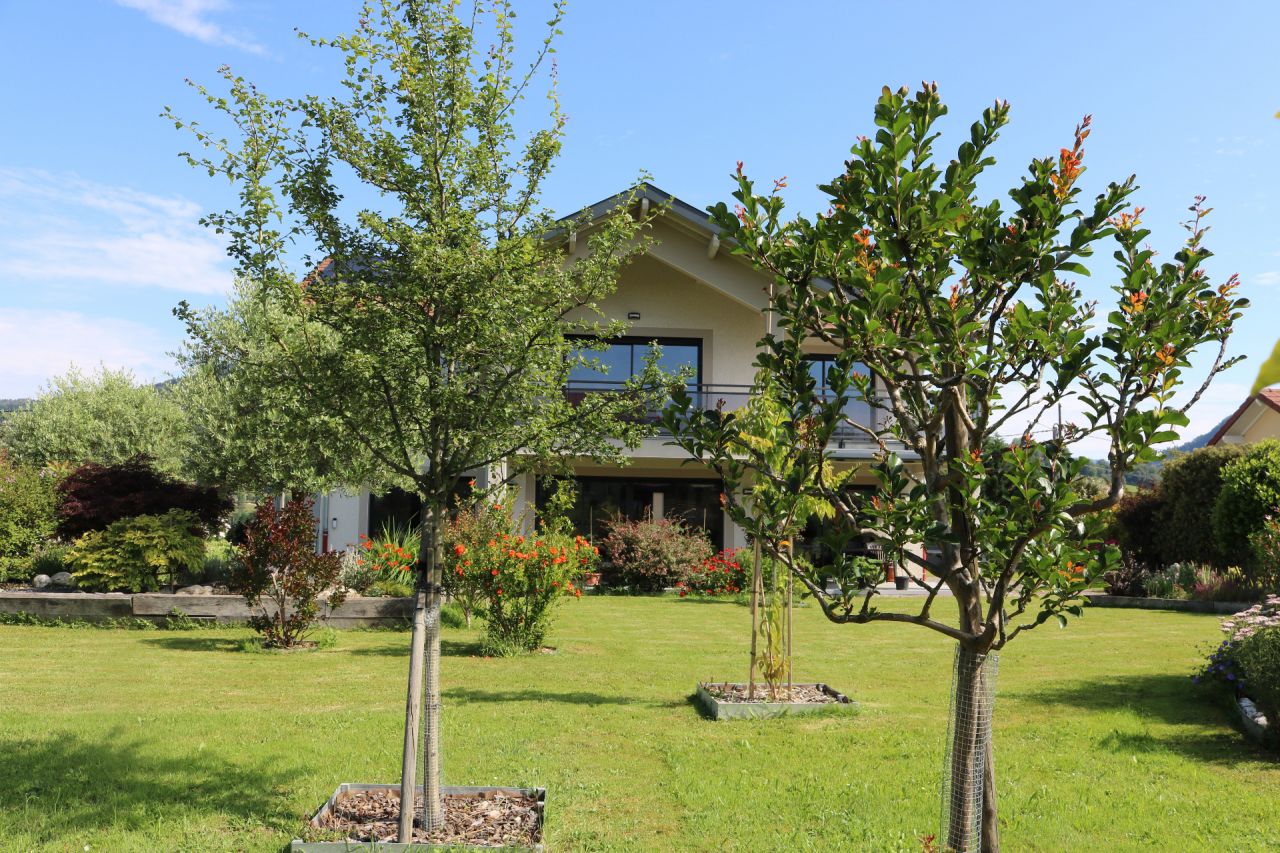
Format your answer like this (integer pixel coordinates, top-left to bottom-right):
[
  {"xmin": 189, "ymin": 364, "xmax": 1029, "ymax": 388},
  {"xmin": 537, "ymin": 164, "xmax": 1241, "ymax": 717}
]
[{"xmin": 0, "ymin": 597, "xmax": 1276, "ymax": 851}]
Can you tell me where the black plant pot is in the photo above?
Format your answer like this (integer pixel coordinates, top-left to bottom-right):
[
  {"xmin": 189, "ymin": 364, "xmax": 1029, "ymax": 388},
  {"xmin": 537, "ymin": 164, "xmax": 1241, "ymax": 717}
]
[{"xmin": 894, "ymin": 576, "xmax": 911, "ymax": 591}]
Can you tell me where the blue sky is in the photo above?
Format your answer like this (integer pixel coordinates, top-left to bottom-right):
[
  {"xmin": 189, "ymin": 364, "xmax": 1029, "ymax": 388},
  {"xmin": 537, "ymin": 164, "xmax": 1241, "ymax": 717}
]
[{"xmin": 0, "ymin": 0, "xmax": 1276, "ymax": 454}]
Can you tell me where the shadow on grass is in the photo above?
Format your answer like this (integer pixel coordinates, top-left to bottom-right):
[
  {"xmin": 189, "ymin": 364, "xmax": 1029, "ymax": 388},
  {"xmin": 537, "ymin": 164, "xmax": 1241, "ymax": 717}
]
[
  {"xmin": 445, "ymin": 687, "xmax": 646, "ymax": 706},
  {"xmin": 347, "ymin": 638, "xmax": 482, "ymax": 658},
  {"xmin": 141, "ymin": 636, "xmax": 245, "ymax": 653},
  {"xmin": 0, "ymin": 730, "xmax": 300, "ymax": 843},
  {"xmin": 1014, "ymin": 673, "xmax": 1276, "ymax": 766}
]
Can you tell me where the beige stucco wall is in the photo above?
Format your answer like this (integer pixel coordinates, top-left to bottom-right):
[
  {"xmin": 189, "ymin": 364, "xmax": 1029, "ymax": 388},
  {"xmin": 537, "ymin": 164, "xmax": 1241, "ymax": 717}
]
[
  {"xmin": 1241, "ymin": 406, "xmax": 1280, "ymax": 444},
  {"xmin": 564, "ymin": 218, "xmax": 769, "ymax": 388}
]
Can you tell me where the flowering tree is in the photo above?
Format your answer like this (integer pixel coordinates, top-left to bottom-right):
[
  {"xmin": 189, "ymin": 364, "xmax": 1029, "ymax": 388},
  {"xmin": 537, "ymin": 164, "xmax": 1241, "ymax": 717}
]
[
  {"xmin": 668, "ymin": 84, "xmax": 1247, "ymax": 851},
  {"xmin": 171, "ymin": 1, "xmax": 660, "ymax": 839}
]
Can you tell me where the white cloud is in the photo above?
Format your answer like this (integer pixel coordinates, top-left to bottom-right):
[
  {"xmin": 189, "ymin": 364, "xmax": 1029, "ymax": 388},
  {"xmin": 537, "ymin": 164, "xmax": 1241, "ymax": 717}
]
[
  {"xmin": 1255, "ymin": 271, "xmax": 1280, "ymax": 287},
  {"xmin": 0, "ymin": 309, "xmax": 177, "ymax": 398},
  {"xmin": 115, "ymin": 0, "xmax": 265, "ymax": 54},
  {"xmin": 0, "ymin": 168, "xmax": 232, "ymax": 296}
]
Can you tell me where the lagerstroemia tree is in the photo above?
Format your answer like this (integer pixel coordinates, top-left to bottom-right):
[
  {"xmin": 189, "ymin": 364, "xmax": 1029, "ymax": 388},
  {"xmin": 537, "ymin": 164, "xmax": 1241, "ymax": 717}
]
[
  {"xmin": 667, "ymin": 85, "xmax": 1246, "ymax": 851},
  {"xmin": 171, "ymin": 0, "xmax": 661, "ymax": 839}
]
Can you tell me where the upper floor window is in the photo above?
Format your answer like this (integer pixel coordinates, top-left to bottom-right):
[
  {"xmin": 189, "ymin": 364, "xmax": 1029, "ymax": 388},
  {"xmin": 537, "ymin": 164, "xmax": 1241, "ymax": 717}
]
[
  {"xmin": 805, "ymin": 354, "xmax": 873, "ymax": 432},
  {"xmin": 567, "ymin": 336, "xmax": 702, "ymax": 388}
]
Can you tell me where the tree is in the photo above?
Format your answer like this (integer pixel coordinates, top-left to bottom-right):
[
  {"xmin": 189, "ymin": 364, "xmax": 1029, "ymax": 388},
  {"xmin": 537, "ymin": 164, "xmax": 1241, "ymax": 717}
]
[
  {"xmin": 56, "ymin": 457, "xmax": 230, "ymax": 540},
  {"xmin": 170, "ymin": 0, "xmax": 661, "ymax": 839},
  {"xmin": 1156, "ymin": 444, "xmax": 1246, "ymax": 567},
  {"xmin": 667, "ymin": 85, "xmax": 1246, "ymax": 851},
  {"xmin": 0, "ymin": 367, "xmax": 188, "ymax": 477}
]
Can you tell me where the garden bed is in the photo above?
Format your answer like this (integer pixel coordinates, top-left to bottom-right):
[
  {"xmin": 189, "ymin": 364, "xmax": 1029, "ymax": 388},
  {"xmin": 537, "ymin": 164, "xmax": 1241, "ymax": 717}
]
[
  {"xmin": 694, "ymin": 681, "xmax": 855, "ymax": 720},
  {"xmin": 1085, "ymin": 593, "xmax": 1255, "ymax": 614},
  {"xmin": 295, "ymin": 783, "xmax": 545, "ymax": 851},
  {"xmin": 0, "ymin": 590, "xmax": 414, "ymax": 627}
]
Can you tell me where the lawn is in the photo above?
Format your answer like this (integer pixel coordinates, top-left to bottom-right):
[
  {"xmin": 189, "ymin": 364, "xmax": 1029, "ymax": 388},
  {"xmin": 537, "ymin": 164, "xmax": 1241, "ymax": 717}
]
[{"xmin": 0, "ymin": 597, "xmax": 1276, "ymax": 852}]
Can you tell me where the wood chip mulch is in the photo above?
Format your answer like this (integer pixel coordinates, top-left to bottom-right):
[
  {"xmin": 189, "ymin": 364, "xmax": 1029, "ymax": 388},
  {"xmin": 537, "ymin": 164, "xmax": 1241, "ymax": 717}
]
[
  {"xmin": 315, "ymin": 788, "xmax": 542, "ymax": 847},
  {"xmin": 703, "ymin": 682, "xmax": 842, "ymax": 704}
]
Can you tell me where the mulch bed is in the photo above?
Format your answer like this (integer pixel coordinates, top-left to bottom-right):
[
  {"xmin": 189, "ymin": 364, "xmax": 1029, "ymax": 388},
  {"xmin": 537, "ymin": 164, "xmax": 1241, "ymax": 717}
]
[
  {"xmin": 314, "ymin": 788, "xmax": 541, "ymax": 847},
  {"xmin": 702, "ymin": 682, "xmax": 840, "ymax": 704}
]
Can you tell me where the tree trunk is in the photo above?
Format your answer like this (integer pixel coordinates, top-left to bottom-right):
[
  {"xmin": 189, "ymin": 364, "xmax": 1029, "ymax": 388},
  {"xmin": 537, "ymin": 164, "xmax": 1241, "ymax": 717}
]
[
  {"xmin": 944, "ymin": 644, "xmax": 998, "ymax": 852},
  {"xmin": 421, "ymin": 509, "xmax": 446, "ymax": 830},
  {"xmin": 748, "ymin": 537, "xmax": 761, "ymax": 700},
  {"xmin": 397, "ymin": 565, "xmax": 428, "ymax": 841},
  {"xmin": 982, "ymin": 734, "xmax": 999, "ymax": 853}
]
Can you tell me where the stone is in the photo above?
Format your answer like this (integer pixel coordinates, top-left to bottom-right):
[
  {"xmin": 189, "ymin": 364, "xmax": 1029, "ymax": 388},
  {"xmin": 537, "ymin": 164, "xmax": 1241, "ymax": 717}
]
[
  {"xmin": 50, "ymin": 571, "xmax": 75, "ymax": 588},
  {"xmin": 31, "ymin": 574, "xmax": 51, "ymax": 590},
  {"xmin": 176, "ymin": 585, "xmax": 212, "ymax": 595}
]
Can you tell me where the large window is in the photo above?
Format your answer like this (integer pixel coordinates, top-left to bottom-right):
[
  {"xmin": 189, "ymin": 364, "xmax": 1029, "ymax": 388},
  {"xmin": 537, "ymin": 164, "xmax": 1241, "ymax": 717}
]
[
  {"xmin": 805, "ymin": 355, "xmax": 873, "ymax": 435},
  {"xmin": 567, "ymin": 336, "xmax": 701, "ymax": 388},
  {"xmin": 537, "ymin": 475, "xmax": 724, "ymax": 551}
]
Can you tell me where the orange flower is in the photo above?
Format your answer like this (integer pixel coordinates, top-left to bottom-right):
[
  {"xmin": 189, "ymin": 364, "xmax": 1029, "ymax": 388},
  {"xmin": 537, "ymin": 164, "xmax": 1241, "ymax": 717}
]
[{"xmin": 453, "ymin": 543, "xmax": 466, "ymax": 557}]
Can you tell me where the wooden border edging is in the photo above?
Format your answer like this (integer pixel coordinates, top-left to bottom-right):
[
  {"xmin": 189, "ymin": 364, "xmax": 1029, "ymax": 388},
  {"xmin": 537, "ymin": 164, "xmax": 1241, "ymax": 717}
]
[
  {"xmin": 0, "ymin": 591, "xmax": 414, "ymax": 627},
  {"xmin": 1084, "ymin": 594, "xmax": 1255, "ymax": 614}
]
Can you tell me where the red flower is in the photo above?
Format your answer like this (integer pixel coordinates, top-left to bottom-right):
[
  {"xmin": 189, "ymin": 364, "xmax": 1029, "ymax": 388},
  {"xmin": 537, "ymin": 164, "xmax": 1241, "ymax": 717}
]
[
  {"xmin": 491, "ymin": 568, "xmax": 499, "ymax": 576},
  {"xmin": 453, "ymin": 543, "xmax": 466, "ymax": 557}
]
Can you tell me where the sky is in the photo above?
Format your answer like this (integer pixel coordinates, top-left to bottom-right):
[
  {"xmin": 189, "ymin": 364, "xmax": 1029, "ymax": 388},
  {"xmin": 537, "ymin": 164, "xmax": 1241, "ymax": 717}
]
[{"xmin": 0, "ymin": 0, "xmax": 1277, "ymax": 456}]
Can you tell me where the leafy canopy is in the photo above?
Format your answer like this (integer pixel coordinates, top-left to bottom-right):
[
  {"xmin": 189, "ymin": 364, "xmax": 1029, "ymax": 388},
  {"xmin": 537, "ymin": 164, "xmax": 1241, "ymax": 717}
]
[
  {"xmin": 1, "ymin": 367, "xmax": 189, "ymax": 478},
  {"xmin": 668, "ymin": 84, "xmax": 1247, "ymax": 650}
]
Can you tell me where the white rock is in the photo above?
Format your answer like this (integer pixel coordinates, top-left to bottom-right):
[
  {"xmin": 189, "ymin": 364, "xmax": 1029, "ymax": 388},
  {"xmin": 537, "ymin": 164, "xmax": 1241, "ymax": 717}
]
[{"xmin": 31, "ymin": 574, "xmax": 51, "ymax": 590}]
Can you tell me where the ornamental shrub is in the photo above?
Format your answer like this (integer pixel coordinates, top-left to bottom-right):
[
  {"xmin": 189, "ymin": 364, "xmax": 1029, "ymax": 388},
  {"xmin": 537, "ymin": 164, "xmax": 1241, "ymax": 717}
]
[
  {"xmin": 1197, "ymin": 596, "xmax": 1280, "ymax": 696},
  {"xmin": 600, "ymin": 516, "xmax": 714, "ymax": 592},
  {"xmin": 443, "ymin": 498, "xmax": 512, "ymax": 627},
  {"xmin": 1247, "ymin": 515, "xmax": 1280, "ymax": 594},
  {"xmin": 56, "ymin": 457, "xmax": 230, "ymax": 540},
  {"xmin": 1157, "ymin": 445, "xmax": 1246, "ymax": 567},
  {"xmin": 678, "ymin": 549, "xmax": 748, "ymax": 597},
  {"xmin": 68, "ymin": 510, "xmax": 206, "ymax": 592},
  {"xmin": 0, "ymin": 453, "xmax": 59, "ymax": 582},
  {"xmin": 1213, "ymin": 440, "xmax": 1280, "ymax": 569},
  {"xmin": 231, "ymin": 497, "xmax": 345, "ymax": 648},
  {"xmin": 1109, "ymin": 488, "xmax": 1167, "ymax": 569},
  {"xmin": 1235, "ymin": 626, "xmax": 1280, "ymax": 738},
  {"xmin": 476, "ymin": 530, "xmax": 597, "ymax": 656}
]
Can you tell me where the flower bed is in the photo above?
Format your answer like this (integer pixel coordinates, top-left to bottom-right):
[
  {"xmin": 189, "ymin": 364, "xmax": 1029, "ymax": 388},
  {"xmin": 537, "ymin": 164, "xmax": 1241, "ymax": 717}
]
[{"xmin": 1196, "ymin": 595, "xmax": 1280, "ymax": 747}]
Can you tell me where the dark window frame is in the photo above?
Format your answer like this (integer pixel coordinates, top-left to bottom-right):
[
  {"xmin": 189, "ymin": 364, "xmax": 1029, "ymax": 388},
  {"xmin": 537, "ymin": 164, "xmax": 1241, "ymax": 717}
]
[{"xmin": 567, "ymin": 334, "xmax": 703, "ymax": 386}]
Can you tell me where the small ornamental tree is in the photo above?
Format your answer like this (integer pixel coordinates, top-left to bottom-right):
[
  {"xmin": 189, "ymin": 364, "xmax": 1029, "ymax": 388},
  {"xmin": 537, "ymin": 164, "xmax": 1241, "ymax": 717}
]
[
  {"xmin": 668, "ymin": 85, "xmax": 1246, "ymax": 851},
  {"xmin": 170, "ymin": 1, "xmax": 662, "ymax": 838},
  {"xmin": 56, "ymin": 456, "xmax": 230, "ymax": 540},
  {"xmin": 232, "ymin": 497, "xmax": 345, "ymax": 648}
]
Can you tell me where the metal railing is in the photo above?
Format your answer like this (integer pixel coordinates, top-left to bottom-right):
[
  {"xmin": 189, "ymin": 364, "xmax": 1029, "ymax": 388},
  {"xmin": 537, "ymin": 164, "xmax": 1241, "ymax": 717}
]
[{"xmin": 563, "ymin": 380, "xmax": 875, "ymax": 442}]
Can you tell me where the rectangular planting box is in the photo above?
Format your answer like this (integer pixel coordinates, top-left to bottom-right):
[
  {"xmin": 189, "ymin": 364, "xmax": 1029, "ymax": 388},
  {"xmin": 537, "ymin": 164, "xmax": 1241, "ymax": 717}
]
[
  {"xmin": 292, "ymin": 783, "xmax": 546, "ymax": 852},
  {"xmin": 695, "ymin": 682, "xmax": 856, "ymax": 721}
]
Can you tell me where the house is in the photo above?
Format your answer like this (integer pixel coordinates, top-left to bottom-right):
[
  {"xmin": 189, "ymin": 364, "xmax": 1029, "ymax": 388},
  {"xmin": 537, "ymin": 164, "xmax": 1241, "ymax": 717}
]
[
  {"xmin": 1206, "ymin": 388, "xmax": 1280, "ymax": 447},
  {"xmin": 316, "ymin": 183, "xmax": 887, "ymax": 558}
]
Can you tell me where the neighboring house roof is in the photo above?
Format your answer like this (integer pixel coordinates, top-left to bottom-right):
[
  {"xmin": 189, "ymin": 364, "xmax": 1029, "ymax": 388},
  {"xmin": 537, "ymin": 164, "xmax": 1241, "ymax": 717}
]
[{"xmin": 1206, "ymin": 388, "xmax": 1280, "ymax": 445}]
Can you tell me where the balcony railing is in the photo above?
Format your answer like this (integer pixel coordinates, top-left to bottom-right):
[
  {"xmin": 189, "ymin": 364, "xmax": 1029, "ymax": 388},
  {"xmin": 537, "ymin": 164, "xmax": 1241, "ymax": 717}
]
[{"xmin": 563, "ymin": 380, "xmax": 875, "ymax": 442}]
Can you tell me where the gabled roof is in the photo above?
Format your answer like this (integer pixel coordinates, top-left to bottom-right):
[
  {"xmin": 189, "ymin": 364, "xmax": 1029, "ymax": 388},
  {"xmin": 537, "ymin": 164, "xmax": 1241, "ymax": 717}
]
[
  {"xmin": 1207, "ymin": 388, "xmax": 1280, "ymax": 445},
  {"xmin": 555, "ymin": 181, "xmax": 722, "ymax": 238}
]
